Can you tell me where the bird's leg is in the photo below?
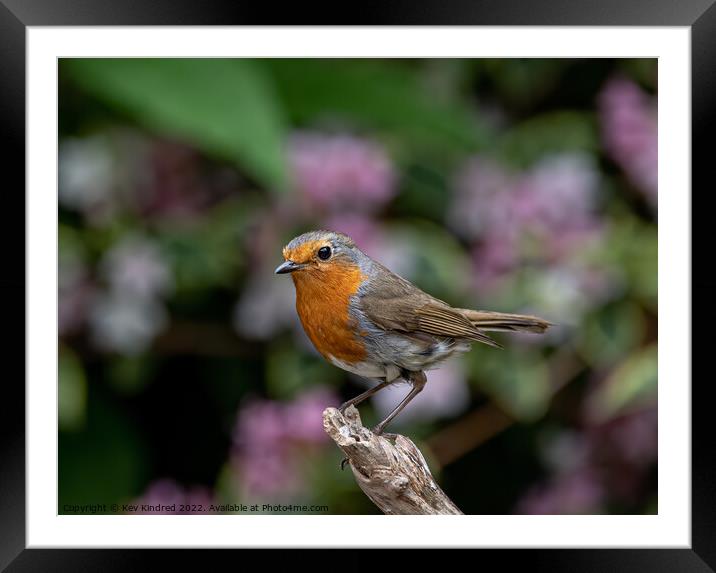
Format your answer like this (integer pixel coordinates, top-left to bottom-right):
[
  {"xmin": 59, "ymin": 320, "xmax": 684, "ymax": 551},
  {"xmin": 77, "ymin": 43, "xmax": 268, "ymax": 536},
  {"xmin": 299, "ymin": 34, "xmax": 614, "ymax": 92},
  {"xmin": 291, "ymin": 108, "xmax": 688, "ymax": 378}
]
[
  {"xmin": 338, "ymin": 378, "xmax": 394, "ymax": 413},
  {"xmin": 371, "ymin": 370, "xmax": 427, "ymax": 436},
  {"xmin": 338, "ymin": 378, "xmax": 394, "ymax": 470}
]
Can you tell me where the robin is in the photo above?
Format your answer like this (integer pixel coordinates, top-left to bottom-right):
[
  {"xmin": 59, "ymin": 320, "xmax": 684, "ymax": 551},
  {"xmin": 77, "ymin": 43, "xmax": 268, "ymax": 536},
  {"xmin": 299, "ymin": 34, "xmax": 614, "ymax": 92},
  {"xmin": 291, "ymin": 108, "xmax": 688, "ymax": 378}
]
[{"xmin": 275, "ymin": 230, "xmax": 551, "ymax": 436}]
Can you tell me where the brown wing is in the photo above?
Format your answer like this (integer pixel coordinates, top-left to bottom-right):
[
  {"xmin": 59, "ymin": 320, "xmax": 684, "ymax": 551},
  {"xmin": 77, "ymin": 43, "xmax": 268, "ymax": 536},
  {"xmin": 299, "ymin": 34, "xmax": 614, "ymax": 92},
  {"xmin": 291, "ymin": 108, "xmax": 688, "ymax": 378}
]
[
  {"xmin": 359, "ymin": 263, "xmax": 502, "ymax": 349},
  {"xmin": 415, "ymin": 304, "xmax": 502, "ymax": 348},
  {"xmin": 455, "ymin": 308, "xmax": 552, "ymax": 333}
]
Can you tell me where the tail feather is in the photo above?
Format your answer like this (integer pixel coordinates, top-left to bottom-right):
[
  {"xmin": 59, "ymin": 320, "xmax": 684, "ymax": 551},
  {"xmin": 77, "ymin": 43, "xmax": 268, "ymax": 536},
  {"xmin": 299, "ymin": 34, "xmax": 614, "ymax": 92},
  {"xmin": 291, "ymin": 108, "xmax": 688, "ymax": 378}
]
[{"xmin": 457, "ymin": 309, "xmax": 552, "ymax": 334}]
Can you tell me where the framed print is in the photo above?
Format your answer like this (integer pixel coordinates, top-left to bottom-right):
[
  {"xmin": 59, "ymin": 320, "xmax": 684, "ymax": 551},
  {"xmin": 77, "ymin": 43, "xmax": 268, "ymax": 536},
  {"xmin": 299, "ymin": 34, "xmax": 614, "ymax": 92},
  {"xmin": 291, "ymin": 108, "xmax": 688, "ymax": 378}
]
[{"xmin": 2, "ymin": 0, "xmax": 710, "ymax": 569}]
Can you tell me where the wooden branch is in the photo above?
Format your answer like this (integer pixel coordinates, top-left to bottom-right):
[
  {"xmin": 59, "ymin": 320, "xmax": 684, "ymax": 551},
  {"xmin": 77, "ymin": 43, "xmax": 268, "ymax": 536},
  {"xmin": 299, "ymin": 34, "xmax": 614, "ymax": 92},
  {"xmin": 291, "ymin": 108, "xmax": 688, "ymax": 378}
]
[{"xmin": 322, "ymin": 406, "xmax": 462, "ymax": 515}]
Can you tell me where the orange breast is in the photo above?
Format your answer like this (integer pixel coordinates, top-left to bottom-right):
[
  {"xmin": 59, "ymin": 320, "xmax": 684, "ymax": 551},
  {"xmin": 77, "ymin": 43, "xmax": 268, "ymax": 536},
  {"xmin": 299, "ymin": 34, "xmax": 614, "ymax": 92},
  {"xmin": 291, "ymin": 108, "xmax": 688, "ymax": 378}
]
[{"xmin": 292, "ymin": 263, "xmax": 367, "ymax": 364}]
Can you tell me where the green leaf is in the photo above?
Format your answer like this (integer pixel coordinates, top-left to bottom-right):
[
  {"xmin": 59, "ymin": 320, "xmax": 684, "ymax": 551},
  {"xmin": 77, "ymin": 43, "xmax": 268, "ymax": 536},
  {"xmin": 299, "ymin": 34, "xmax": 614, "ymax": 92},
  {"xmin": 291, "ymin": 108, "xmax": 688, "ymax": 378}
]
[
  {"xmin": 609, "ymin": 218, "xmax": 658, "ymax": 311},
  {"xmin": 479, "ymin": 59, "xmax": 569, "ymax": 109},
  {"xmin": 586, "ymin": 344, "xmax": 657, "ymax": 422},
  {"xmin": 65, "ymin": 58, "xmax": 287, "ymax": 190},
  {"xmin": 214, "ymin": 462, "xmax": 243, "ymax": 507},
  {"xmin": 468, "ymin": 348, "xmax": 552, "ymax": 422},
  {"xmin": 264, "ymin": 59, "xmax": 490, "ymax": 153},
  {"xmin": 108, "ymin": 355, "xmax": 155, "ymax": 395},
  {"xmin": 393, "ymin": 163, "xmax": 451, "ymax": 222},
  {"xmin": 158, "ymin": 198, "xmax": 253, "ymax": 294},
  {"xmin": 577, "ymin": 301, "xmax": 646, "ymax": 368},
  {"xmin": 58, "ymin": 346, "xmax": 88, "ymax": 431},
  {"xmin": 496, "ymin": 111, "xmax": 598, "ymax": 168}
]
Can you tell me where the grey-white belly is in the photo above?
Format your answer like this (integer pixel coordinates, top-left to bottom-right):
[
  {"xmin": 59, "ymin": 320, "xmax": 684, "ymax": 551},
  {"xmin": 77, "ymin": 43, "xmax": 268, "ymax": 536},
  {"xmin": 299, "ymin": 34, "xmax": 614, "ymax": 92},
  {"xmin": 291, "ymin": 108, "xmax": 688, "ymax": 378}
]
[
  {"xmin": 327, "ymin": 335, "xmax": 471, "ymax": 381},
  {"xmin": 326, "ymin": 354, "xmax": 401, "ymax": 382}
]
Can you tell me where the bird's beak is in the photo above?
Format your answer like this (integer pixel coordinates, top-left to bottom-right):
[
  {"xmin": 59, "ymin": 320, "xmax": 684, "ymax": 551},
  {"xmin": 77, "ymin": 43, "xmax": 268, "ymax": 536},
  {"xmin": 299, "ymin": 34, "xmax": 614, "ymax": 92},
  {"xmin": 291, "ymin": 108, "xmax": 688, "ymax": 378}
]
[{"xmin": 275, "ymin": 260, "xmax": 304, "ymax": 274}]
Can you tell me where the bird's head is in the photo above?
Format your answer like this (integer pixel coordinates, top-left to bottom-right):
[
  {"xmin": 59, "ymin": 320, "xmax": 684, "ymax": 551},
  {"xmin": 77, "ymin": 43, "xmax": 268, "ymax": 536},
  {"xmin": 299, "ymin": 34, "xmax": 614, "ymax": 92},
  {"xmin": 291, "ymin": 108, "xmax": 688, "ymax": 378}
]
[{"xmin": 275, "ymin": 230, "xmax": 360, "ymax": 277}]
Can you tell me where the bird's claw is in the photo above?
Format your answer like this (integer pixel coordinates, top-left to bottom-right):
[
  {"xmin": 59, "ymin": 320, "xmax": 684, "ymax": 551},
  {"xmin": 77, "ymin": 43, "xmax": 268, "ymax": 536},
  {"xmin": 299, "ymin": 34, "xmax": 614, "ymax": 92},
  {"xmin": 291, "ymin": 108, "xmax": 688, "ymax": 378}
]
[
  {"xmin": 340, "ymin": 457, "xmax": 350, "ymax": 470},
  {"xmin": 372, "ymin": 427, "xmax": 398, "ymax": 441}
]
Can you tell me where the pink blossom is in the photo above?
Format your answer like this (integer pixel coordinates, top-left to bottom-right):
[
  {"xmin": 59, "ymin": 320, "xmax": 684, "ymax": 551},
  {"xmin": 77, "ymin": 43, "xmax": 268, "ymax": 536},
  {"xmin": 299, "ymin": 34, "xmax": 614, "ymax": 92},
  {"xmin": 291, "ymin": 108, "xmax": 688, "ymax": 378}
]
[
  {"xmin": 472, "ymin": 231, "xmax": 520, "ymax": 286},
  {"xmin": 99, "ymin": 235, "xmax": 173, "ymax": 299},
  {"xmin": 134, "ymin": 478, "xmax": 216, "ymax": 514},
  {"xmin": 589, "ymin": 408, "xmax": 658, "ymax": 468},
  {"xmin": 516, "ymin": 467, "xmax": 605, "ymax": 515},
  {"xmin": 141, "ymin": 141, "xmax": 206, "ymax": 218},
  {"xmin": 513, "ymin": 153, "xmax": 599, "ymax": 231},
  {"xmin": 233, "ymin": 270, "xmax": 299, "ymax": 340},
  {"xmin": 598, "ymin": 76, "xmax": 658, "ymax": 206},
  {"xmin": 288, "ymin": 131, "xmax": 397, "ymax": 213},
  {"xmin": 58, "ymin": 136, "xmax": 116, "ymax": 218},
  {"xmin": 284, "ymin": 387, "xmax": 338, "ymax": 443},
  {"xmin": 448, "ymin": 156, "xmax": 513, "ymax": 241},
  {"xmin": 88, "ymin": 292, "xmax": 168, "ymax": 355},
  {"xmin": 58, "ymin": 253, "xmax": 94, "ymax": 336},
  {"xmin": 233, "ymin": 450, "xmax": 303, "ymax": 498},
  {"xmin": 452, "ymin": 153, "xmax": 599, "ymax": 240},
  {"xmin": 233, "ymin": 400, "xmax": 287, "ymax": 452},
  {"xmin": 230, "ymin": 387, "xmax": 339, "ymax": 498},
  {"xmin": 455, "ymin": 153, "xmax": 604, "ymax": 291}
]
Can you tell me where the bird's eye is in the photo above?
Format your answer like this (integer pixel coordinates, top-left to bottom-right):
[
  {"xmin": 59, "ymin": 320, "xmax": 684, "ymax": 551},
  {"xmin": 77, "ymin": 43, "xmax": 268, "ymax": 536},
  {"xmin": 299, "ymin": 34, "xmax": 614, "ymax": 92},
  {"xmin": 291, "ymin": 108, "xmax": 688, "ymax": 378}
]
[{"xmin": 317, "ymin": 246, "xmax": 332, "ymax": 260}]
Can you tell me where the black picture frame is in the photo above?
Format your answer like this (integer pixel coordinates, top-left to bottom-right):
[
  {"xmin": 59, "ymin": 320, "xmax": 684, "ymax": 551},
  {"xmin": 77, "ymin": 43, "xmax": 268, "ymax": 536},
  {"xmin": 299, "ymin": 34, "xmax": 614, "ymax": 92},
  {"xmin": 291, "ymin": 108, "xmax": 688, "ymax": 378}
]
[{"xmin": 2, "ymin": 0, "xmax": 709, "ymax": 569}]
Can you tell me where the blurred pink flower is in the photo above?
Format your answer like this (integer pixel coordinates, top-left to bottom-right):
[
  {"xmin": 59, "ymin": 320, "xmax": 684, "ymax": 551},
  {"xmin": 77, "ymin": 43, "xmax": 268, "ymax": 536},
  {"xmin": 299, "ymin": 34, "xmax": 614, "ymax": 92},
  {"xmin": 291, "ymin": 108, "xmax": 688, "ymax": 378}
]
[
  {"xmin": 448, "ymin": 156, "xmax": 513, "ymax": 241},
  {"xmin": 589, "ymin": 407, "xmax": 658, "ymax": 468},
  {"xmin": 134, "ymin": 478, "xmax": 216, "ymax": 514},
  {"xmin": 610, "ymin": 408, "xmax": 658, "ymax": 466},
  {"xmin": 233, "ymin": 449, "xmax": 304, "ymax": 498},
  {"xmin": 470, "ymin": 231, "xmax": 520, "ymax": 287},
  {"xmin": 521, "ymin": 407, "xmax": 657, "ymax": 514},
  {"xmin": 598, "ymin": 76, "xmax": 658, "ymax": 206},
  {"xmin": 59, "ymin": 136, "xmax": 116, "ymax": 218},
  {"xmin": 89, "ymin": 235, "xmax": 172, "ymax": 355},
  {"xmin": 58, "ymin": 253, "xmax": 94, "ymax": 336},
  {"xmin": 140, "ymin": 140, "xmax": 240, "ymax": 219},
  {"xmin": 452, "ymin": 153, "xmax": 599, "ymax": 232},
  {"xmin": 59, "ymin": 131, "xmax": 154, "ymax": 226},
  {"xmin": 546, "ymin": 224, "xmax": 605, "ymax": 262},
  {"xmin": 288, "ymin": 131, "xmax": 397, "ymax": 213},
  {"xmin": 515, "ymin": 467, "xmax": 605, "ymax": 515},
  {"xmin": 230, "ymin": 387, "xmax": 338, "ymax": 498},
  {"xmin": 88, "ymin": 292, "xmax": 168, "ymax": 355},
  {"xmin": 591, "ymin": 408, "xmax": 658, "ymax": 502},
  {"xmin": 233, "ymin": 388, "xmax": 336, "ymax": 451},
  {"xmin": 529, "ymin": 262, "xmax": 621, "ymax": 326},
  {"xmin": 513, "ymin": 153, "xmax": 599, "ymax": 232},
  {"xmin": 233, "ymin": 400, "xmax": 288, "ymax": 452},
  {"xmin": 99, "ymin": 235, "xmax": 173, "ymax": 299},
  {"xmin": 285, "ymin": 387, "xmax": 340, "ymax": 443},
  {"xmin": 142, "ymin": 141, "xmax": 205, "ymax": 217},
  {"xmin": 233, "ymin": 268, "xmax": 299, "ymax": 340},
  {"xmin": 454, "ymin": 153, "xmax": 602, "ymax": 287}
]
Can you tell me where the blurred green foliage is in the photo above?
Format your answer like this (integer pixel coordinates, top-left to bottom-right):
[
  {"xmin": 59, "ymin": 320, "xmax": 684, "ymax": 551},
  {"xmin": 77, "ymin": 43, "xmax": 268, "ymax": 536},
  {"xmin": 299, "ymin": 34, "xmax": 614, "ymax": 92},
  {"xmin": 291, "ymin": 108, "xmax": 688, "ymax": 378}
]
[
  {"xmin": 265, "ymin": 59, "xmax": 491, "ymax": 151},
  {"xmin": 496, "ymin": 111, "xmax": 598, "ymax": 168},
  {"xmin": 66, "ymin": 59, "xmax": 288, "ymax": 190}
]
